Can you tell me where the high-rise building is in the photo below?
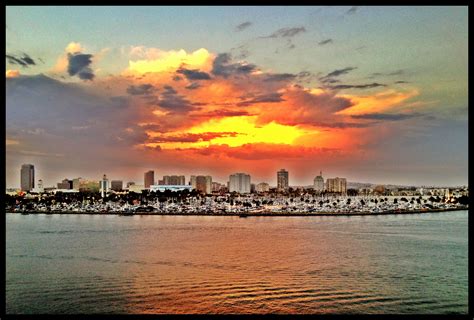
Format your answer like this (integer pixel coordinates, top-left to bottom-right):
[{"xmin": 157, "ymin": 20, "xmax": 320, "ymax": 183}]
[
  {"xmin": 100, "ymin": 174, "xmax": 109, "ymax": 197},
  {"xmin": 277, "ymin": 169, "xmax": 289, "ymax": 191},
  {"xmin": 20, "ymin": 164, "xmax": 35, "ymax": 192},
  {"xmin": 163, "ymin": 175, "xmax": 186, "ymax": 185},
  {"xmin": 229, "ymin": 173, "xmax": 251, "ymax": 193},
  {"xmin": 193, "ymin": 175, "xmax": 212, "ymax": 194},
  {"xmin": 326, "ymin": 177, "xmax": 347, "ymax": 194},
  {"xmin": 313, "ymin": 171, "xmax": 325, "ymax": 192},
  {"xmin": 144, "ymin": 170, "xmax": 154, "ymax": 188},
  {"xmin": 111, "ymin": 180, "xmax": 123, "ymax": 191},
  {"xmin": 256, "ymin": 182, "xmax": 270, "ymax": 193}
]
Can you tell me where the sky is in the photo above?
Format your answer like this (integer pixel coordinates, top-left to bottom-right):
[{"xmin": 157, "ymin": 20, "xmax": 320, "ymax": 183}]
[{"xmin": 5, "ymin": 6, "xmax": 468, "ymax": 188}]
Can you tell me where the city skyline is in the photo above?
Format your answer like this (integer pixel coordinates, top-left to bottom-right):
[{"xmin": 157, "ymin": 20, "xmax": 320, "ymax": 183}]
[{"xmin": 6, "ymin": 6, "xmax": 468, "ymax": 188}]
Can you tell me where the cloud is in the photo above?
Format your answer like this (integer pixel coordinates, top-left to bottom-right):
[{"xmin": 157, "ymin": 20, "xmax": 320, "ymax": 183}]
[
  {"xmin": 262, "ymin": 27, "xmax": 306, "ymax": 38},
  {"xmin": 346, "ymin": 6, "xmax": 358, "ymax": 15},
  {"xmin": 211, "ymin": 53, "xmax": 257, "ymax": 78},
  {"xmin": 322, "ymin": 67, "xmax": 357, "ymax": 80},
  {"xmin": 156, "ymin": 85, "xmax": 194, "ymax": 112},
  {"xmin": 6, "ymin": 53, "xmax": 36, "ymax": 67},
  {"xmin": 67, "ymin": 52, "xmax": 95, "ymax": 80},
  {"xmin": 127, "ymin": 48, "xmax": 212, "ymax": 74},
  {"xmin": 176, "ymin": 67, "xmax": 211, "ymax": 80},
  {"xmin": 191, "ymin": 109, "xmax": 253, "ymax": 118},
  {"xmin": 236, "ymin": 21, "xmax": 252, "ymax": 31},
  {"xmin": 351, "ymin": 113, "xmax": 422, "ymax": 121},
  {"xmin": 126, "ymin": 83, "xmax": 156, "ymax": 95},
  {"xmin": 6, "ymin": 69, "xmax": 20, "ymax": 78},
  {"xmin": 327, "ymin": 83, "xmax": 387, "ymax": 90},
  {"xmin": 190, "ymin": 143, "xmax": 340, "ymax": 160},
  {"xmin": 149, "ymin": 132, "xmax": 240, "ymax": 143},
  {"xmin": 370, "ymin": 70, "xmax": 405, "ymax": 78},
  {"xmin": 263, "ymin": 73, "xmax": 297, "ymax": 82},
  {"xmin": 237, "ymin": 92, "xmax": 285, "ymax": 106},
  {"xmin": 185, "ymin": 82, "xmax": 201, "ymax": 90},
  {"xmin": 318, "ymin": 39, "xmax": 333, "ymax": 46}
]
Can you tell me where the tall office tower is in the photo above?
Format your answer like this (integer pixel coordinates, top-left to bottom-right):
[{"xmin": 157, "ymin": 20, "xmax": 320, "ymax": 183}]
[
  {"xmin": 313, "ymin": 171, "xmax": 325, "ymax": 192},
  {"xmin": 111, "ymin": 180, "xmax": 123, "ymax": 191},
  {"xmin": 277, "ymin": 169, "xmax": 289, "ymax": 191},
  {"xmin": 20, "ymin": 164, "xmax": 35, "ymax": 192},
  {"xmin": 163, "ymin": 175, "xmax": 186, "ymax": 185},
  {"xmin": 144, "ymin": 170, "xmax": 154, "ymax": 188},
  {"xmin": 229, "ymin": 173, "xmax": 251, "ymax": 193},
  {"xmin": 326, "ymin": 177, "xmax": 347, "ymax": 194},
  {"xmin": 100, "ymin": 174, "xmax": 109, "ymax": 197},
  {"xmin": 190, "ymin": 175, "xmax": 197, "ymax": 189}
]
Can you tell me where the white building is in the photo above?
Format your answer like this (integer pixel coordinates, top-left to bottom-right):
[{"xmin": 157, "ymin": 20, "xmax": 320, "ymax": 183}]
[
  {"xmin": 100, "ymin": 174, "xmax": 109, "ymax": 197},
  {"xmin": 229, "ymin": 173, "xmax": 251, "ymax": 193},
  {"xmin": 313, "ymin": 171, "xmax": 325, "ymax": 192},
  {"xmin": 256, "ymin": 182, "xmax": 270, "ymax": 193},
  {"xmin": 150, "ymin": 185, "xmax": 193, "ymax": 192}
]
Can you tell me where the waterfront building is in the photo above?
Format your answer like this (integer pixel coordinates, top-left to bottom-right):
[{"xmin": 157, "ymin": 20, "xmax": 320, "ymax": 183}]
[
  {"xmin": 150, "ymin": 185, "xmax": 193, "ymax": 192},
  {"xmin": 229, "ymin": 173, "xmax": 251, "ymax": 193},
  {"xmin": 194, "ymin": 175, "xmax": 212, "ymax": 194},
  {"xmin": 129, "ymin": 184, "xmax": 145, "ymax": 193},
  {"xmin": 256, "ymin": 182, "xmax": 270, "ymax": 193},
  {"xmin": 57, "ymin": 178, "xmax": 73, "ymax": 190},
  {"xmin": 79, "ymin": 180, "xmax": 100, "ymax": 192},
  {"xmin": 20, "ymin": 164, "xmax": 35, "ymax": 192},
  {"xmin": 212, "ymin": 182, "xmax": 222, "ymax": 192},
  {"xmin": 126, "ymin": 181, "xmax": 135, "ymax": 188},
  {"xmin": 100, "ymin": 174, "xmax": 109, "ymax": 197},
  {"xmin": 72, "ymin": 178, "xmax": 83, "ymax": 190},
  {"xmin": 111, "ymin": 180, "xmax": 123, "ymax": 191},
  {"xmin": 313, "ymin": 171, "xmax": 325, "ymax": 192},
  {"xmin": 326, "ymin": 177, "xmax": 347, "ymax": 194},
  {"xmin": 163, "ymin": 175, "xmax": 186, "ymax": 185},
  {"xmin": 277, "ymin": 169, "xmax": 289, "ymax": 192},
  {"xmin": 31, "ymin": 179, "xmax": 44, "ymax": 193},
  {"xmin": 144, "ymin": 170, "xmax": 154, "ymax": 188}
]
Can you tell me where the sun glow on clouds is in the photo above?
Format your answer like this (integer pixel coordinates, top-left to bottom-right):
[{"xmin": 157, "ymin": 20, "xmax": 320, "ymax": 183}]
[
  {"xmin": 127, "ymin": 48, "xmax": 213, "ymax": 74},
  {"xmin": 146, "ymin": 116, "xmax": 311, "ymax": 149},
  {"xmin": 338, "ymin": 89, "xmax": 419, "ymax": 115}
]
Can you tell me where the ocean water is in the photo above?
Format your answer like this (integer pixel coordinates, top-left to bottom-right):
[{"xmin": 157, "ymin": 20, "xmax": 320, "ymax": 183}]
[{"xmin": 6, "ymin": 211, "xmax": 468, "ymax": 314}]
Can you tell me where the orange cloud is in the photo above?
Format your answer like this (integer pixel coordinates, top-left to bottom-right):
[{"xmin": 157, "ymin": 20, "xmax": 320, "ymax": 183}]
[{"xmin": 6, "ymin": 69, "xmax": 20, "ymax": 78}]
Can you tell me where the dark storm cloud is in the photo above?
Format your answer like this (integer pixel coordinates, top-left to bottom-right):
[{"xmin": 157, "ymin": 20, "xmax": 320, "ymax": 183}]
[
  {"xmin": 176, "ymin": 67, "xmax": 211, "ymax": 80},
  {"xmin": 235, "ymin": 21, "xmax": 252, "ymax": 31},
  {"xmin": 237, "ymin": 92, "xmax": 285, "ymax": 106},
  {"xmin": 6, "ymin": 53, "xmax": 36, "ymax": 67},
  {"xmin": 327, "ymin": 82, "xmax": 387, "ymax": 90},
  {"xmin": 351, "ymin": 113, "xmax": 422, "ymax": 121},
  {"xmin": 318, "ymin": 39, "xmax": 333, "ymax": 46},
  {"xmin": 67, "ymin": 53, "xmax": 95, "ymax": 80},
  {"xmin": 126, "ymin": 83, "xmax": 156, "ymax": 95},
  {"xmin": 211, "ymin": 53, "xmax": 257, "ymax": 78},
  {"xmin": 262, "ymin": 26, "xmax": 306, "ymax": 38}
]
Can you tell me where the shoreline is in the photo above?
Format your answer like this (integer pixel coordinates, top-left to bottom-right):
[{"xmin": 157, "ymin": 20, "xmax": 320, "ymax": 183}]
[{"xmin": 7, "ymin": 206, "xmax": 468, "ymax": 217}]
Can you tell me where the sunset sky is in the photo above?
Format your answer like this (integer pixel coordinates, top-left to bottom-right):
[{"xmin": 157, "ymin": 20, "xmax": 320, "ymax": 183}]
[{"xmin": 6, "ymin": 6, "xmax": 468, "ymax": 188}]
